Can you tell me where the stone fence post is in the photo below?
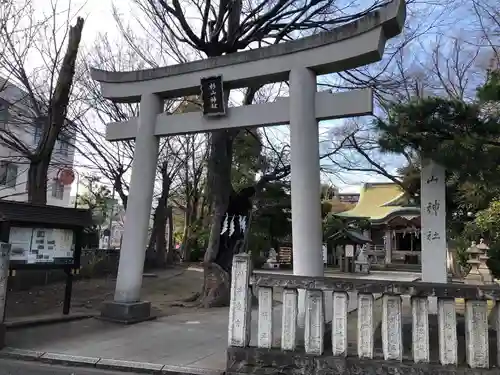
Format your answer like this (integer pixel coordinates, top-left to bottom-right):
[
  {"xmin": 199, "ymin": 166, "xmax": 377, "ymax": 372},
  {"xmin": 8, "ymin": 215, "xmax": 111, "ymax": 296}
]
[{"xmin": 228, "ymin": 253, "xmax": 252, "ymax": 347}]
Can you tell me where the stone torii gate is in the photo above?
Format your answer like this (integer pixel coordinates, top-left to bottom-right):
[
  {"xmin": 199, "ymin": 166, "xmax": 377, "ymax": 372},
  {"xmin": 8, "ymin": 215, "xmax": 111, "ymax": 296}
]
[{"xmin": 91, "ymin": 0, "xmax": 405, "ymax": 323}]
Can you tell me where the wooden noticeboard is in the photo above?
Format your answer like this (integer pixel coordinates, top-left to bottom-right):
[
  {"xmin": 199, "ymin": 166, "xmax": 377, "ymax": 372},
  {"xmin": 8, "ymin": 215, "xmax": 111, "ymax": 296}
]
[{"xmin": 0, "ymin": 200, "xmax": 92, "ymax": 318}]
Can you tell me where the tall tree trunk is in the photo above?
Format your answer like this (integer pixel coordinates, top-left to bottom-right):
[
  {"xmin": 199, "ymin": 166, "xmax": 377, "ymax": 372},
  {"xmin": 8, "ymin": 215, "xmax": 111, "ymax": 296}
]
[
  {"xmin": 145, "ymin": 213, "xmax": 158, "ymax": 268},
  {"xmin": 197, "ymin": 129, "xmax": 236, "ymax": 307},
  {"xmin": 181, "ymin": 190, "xmax": 201, "ymax": 261},
  {"xmin": 181, "ymin": 203, "xmax": 192, "ymax": 261},
  {"xmin": 197, "ymin": 58, "xmax": 261, "ymax": 307},
  {"xmin": 114, "ymin": 177, "xmax": 128, "ymax": 210},
  {"xmin": 27, "ymin": 157, "xmax": 51, "ymax": 204},
  {"xmin": 25, "ymin": 17, "xmax": 85, "ymax": 205},
  {"xmin": 154, "ymin": 206, "xmax": 168, "ymax": 267},
  {"xmin": 145, "ymin": 167, "xmax": 171, "ymax": 269}
]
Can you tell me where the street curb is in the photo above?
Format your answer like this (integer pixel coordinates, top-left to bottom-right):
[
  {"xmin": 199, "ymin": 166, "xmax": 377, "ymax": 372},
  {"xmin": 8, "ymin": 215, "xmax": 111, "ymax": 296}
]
[
  {"xmin": 4, "ymin": 313, "xmax": 97, "ymax": 330},
  {"xmin": 0, "ymin": 347, "xmax": 225, "ymax": 375}
]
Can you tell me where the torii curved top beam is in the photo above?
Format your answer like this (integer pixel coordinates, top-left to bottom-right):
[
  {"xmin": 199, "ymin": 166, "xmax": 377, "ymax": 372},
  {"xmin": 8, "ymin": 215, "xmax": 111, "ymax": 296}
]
[{"xmin": 91, "ymin": 0, "xmax": 405, "ymax": 103}]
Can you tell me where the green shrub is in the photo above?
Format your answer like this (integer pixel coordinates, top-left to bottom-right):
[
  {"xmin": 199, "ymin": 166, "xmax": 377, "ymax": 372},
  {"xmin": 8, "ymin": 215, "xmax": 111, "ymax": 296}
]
[
  {"xmin": 253, "ymin": 255, "xmax": 267, "ymax": 269},
  {"xmin": 189, "ymin": 246, "xmax": 205, "ymax": 262},
  {"xmin": 487, "ymin": 242, "xmax": 500, "ymax": 279}
]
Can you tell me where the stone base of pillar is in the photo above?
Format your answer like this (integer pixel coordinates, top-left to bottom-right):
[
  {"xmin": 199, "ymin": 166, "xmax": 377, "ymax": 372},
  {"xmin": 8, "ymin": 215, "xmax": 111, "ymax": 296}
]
[
  {"xmin": 99, "ymin": 301, "xmax": 155, "ymax": 324},
  {"xmin": 0, "ymin": 323, "xmax": 5, "ymax": 349}
]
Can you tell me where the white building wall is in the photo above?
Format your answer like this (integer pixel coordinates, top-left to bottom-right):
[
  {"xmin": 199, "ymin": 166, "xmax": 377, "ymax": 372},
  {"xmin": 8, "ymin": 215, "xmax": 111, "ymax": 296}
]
[
  {"xmin": 0, "ymin": 143, "xmax": 75, "ymax": 207},
  {"xmin": 0, "ymin": 82, "xmax": 76, "ymax": 207}
]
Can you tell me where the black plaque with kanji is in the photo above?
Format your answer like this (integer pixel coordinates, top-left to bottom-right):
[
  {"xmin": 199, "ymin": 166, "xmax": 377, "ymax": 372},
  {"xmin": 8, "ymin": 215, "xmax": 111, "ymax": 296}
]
[{"xmin": 200, "ymin": 75, "xmax": 226, "ymax": 116}]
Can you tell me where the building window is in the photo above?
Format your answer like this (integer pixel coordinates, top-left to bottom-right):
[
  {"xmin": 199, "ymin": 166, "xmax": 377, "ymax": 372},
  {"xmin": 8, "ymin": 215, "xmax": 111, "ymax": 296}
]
[
  {"xmin": 0, "ymin": 102, "xmax": 9, "ymax": 129},
  {"xmin": 58, "ymin": 133, "xmax": 71, "ymax": 156},
  {"xmin": 0, "ymin": 161, "xmax": 18, "ymax": 188},
  {"xmin": 33, "ymin": 118, "xmax": 44, "ymax": 145},
  {"xmin": 51, "ymin": 180, "xmax": 64, "ymax": 199}
]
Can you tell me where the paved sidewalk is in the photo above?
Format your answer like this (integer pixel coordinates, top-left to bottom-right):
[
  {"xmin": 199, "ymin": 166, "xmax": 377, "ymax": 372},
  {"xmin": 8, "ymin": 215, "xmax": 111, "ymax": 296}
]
[
  {"xmin": 0, "ymin": 358, "xmax": 156, "ymax": 375},
  {"xmin": 3, "ymin": 308, "xmax": 229, "ymax": 371}
]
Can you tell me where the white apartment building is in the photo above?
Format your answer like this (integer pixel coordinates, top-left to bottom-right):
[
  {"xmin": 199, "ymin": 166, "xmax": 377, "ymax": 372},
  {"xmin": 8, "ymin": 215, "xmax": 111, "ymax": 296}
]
[{"xmin": 0, "ymin": 80, "xmax": 76, "ymax": 207}]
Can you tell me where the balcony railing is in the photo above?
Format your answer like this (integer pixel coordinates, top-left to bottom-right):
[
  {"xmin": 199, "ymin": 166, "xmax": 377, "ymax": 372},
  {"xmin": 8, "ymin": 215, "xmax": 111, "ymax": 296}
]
[{"xmin": 226, "ymin": 253, "xmax": 500, "ymax": 374}]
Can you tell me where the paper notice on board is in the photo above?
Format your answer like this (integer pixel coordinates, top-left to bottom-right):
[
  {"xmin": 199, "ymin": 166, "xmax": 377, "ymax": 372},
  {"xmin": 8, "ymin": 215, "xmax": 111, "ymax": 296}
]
[
  {"xmin": 54, "ymin": 229, "xmax": 73, "ymax": 251},
  {"xmin": 27, "ymin": 254, "xmax": 37, "ymax": 264},
  {"xmin": 9, "ymin": 227, "xmax": 33, "ymax": 263}
]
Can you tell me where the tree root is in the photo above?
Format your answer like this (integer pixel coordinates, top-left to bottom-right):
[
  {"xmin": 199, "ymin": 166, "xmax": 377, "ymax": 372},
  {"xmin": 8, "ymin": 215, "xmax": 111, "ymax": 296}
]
[
  {"xmin": 171, "ymin": 262, "xmax": 230, "ymax": 308},
  {"xmin": 170, "ymin": 292, "xmax": 202, "ymax": 307},
  {"xmin": 170, "ymin": 301, "xmax": 201, "ymax": 308},
  {"xmin": 182, "ymin": 292, "xmax": 201, "ymax": 302},
  {"xmin": 199, "ymin": 262, "xmax": 231, "ymax": 308}
]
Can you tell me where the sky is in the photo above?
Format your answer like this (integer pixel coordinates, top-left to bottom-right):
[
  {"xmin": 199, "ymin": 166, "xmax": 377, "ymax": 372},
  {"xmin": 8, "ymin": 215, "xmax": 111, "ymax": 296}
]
[{"xmin": 49, "ymin": 0, "xmax": 491, "ymax": 197}]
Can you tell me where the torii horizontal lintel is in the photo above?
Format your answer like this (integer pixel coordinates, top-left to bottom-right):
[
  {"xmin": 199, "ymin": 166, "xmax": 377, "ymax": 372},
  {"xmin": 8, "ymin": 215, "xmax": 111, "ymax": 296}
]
[{"xmin": 106, "ymin": 88, "xmax": 373, "ymax": 141}]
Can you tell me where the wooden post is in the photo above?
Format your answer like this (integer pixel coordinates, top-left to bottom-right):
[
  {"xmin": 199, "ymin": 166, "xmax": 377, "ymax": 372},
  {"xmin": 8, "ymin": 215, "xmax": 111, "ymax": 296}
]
[
  {"xmin": 0, "ymin": 243, "xmax": 11, "ymax": 349},
  {"xmin": 62, "ymin": 268, "xmax": 73, "ymax": 315}
]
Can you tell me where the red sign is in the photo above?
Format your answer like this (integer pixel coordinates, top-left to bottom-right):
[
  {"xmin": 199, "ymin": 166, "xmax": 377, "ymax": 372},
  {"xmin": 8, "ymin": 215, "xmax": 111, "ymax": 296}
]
[{"xmin": 57, "ymin": 168, "xmax": 75, "ymax": 186}]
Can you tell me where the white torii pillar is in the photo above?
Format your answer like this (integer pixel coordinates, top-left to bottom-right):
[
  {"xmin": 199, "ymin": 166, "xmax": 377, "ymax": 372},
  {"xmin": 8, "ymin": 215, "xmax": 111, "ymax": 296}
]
[
  {"xmin": 100, "ymin": 94, "xmax": 162, "ymax": 322},
  {"xmin": 289, "ymin": 68, "xmax": 324, "ymax": 325}
]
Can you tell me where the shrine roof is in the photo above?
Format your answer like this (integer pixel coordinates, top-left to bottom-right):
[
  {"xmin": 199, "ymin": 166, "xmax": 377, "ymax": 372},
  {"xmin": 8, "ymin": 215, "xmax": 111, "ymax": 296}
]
[
  {"xmin": 328, "ymin": 229, "xmax": 372, "ymax": 245},
  {"xmin": 0, "ymin": 200, "xmax": 93, "ymax": 228},
  {"xmin": 336, "ymin": 182, "xmax": 419, "ymax": 222}
]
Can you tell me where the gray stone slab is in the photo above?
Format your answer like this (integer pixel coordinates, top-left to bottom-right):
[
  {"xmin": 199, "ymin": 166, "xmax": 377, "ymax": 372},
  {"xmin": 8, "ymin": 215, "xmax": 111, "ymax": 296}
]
[
  {"xmin": 155, "ymin": 347, "xmax": 221, "ymax": 367},
  {"xmin": 39, "ymin": 352, "xmax": 100, "ymax": 366},
  {"xmin": 96, "ymin": 358, "xmax": 164, "ymax": 372},
  {"xmin": 0, "ymin": 347, "xmax": 45, "ymax": 360},
  {"xmin": 185, "ymin": 352, "xmax": 226, "ymax": 371}
]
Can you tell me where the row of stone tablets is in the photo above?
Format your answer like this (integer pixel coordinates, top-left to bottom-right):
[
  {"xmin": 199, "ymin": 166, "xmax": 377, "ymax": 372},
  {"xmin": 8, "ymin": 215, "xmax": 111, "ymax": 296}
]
[{"xmin": 256, "ymin": 289, "xmax": 492, "ymax": 369}]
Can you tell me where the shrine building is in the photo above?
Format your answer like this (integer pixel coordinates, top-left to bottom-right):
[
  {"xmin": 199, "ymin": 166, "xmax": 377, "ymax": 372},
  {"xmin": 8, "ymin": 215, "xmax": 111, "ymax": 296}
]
[{"xmin": 336, "ymin": 182, "xmax": 421, "ymax": 266}]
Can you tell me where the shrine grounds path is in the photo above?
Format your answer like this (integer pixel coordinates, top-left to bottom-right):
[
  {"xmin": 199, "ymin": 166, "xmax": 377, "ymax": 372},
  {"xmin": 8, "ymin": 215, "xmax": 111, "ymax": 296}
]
[{"xmin": 4, "ymin": 267, "xmax": 205, "ymax": 321}]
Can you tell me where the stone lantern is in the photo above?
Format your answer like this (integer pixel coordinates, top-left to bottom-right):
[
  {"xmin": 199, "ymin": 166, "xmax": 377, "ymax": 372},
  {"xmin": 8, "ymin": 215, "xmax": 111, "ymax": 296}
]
[
  {"xmin": 465, "ymin": 240, "xmax": 493, "ymax": 285},
  {"xmin": 355, "ymin": 244, "xmax": 370, "ymax": 274},
  {"xmin": 476, "ymin": 239, "xmax": 493, "ymax": 284}
]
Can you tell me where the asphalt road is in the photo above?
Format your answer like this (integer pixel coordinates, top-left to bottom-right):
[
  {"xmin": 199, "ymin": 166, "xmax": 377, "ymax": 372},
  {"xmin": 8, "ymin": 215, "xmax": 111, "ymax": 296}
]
[{"xmin": 0, "ymin": 359, "xmax": 143, "ymax": 375}]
